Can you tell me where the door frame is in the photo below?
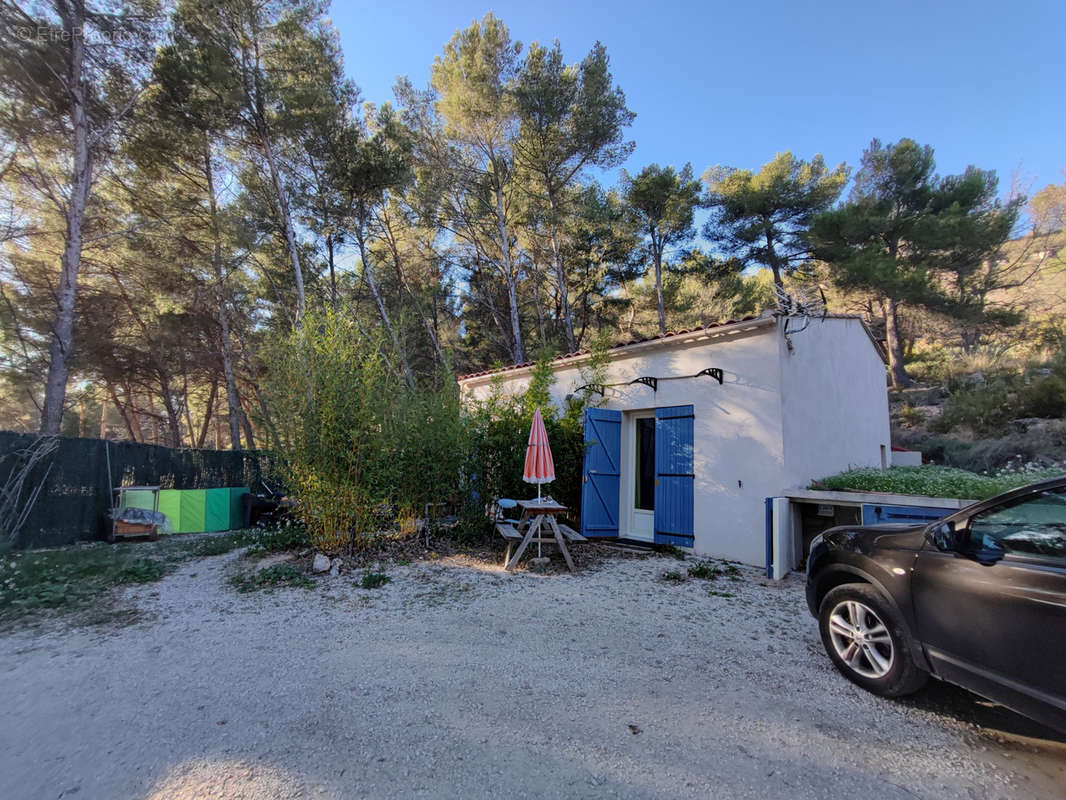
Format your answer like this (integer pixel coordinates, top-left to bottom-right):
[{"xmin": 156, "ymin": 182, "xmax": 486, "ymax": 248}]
[{"xmin": 626, "ymin": 410, "xmax": 656, "ymax": 542}]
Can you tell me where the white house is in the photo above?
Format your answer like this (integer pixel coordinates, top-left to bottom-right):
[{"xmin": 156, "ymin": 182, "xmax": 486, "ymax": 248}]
[{"xmin": 458, "ymin": 312, "xmax": 891, "ymax": 572}]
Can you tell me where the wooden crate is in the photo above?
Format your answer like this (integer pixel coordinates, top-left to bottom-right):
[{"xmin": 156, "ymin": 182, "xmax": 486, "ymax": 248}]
[{"xmin": 109, "ymin": 520, "xmax": 159, "ymax": 542}]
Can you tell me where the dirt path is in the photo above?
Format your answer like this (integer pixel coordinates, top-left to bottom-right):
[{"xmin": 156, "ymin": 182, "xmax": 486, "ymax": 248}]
[{"xmin": 1, "ymin": 550, "xmax": 1063, "ymax": 799}]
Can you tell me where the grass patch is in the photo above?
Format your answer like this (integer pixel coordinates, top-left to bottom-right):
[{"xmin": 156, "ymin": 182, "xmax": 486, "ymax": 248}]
[
  {"xmin": 230, "ymin": 563, "xmax": 314, "ymax": 593},
  {"xmin": 810, "ymin": 465, "xmax": 1064, "ymax": 500},
  {"xmin": 240, "ymin": 522, "xmax": 311, "ymax": 556},
  {"xmin": 0, "ymin": 532, "xmax": 247, "ymax": 622},
  {"xmin": 194, "ymin": 536, "xmax": 244, "ymax": 557},
  {"xmin": 357, "ymin": 571, "xmax": 391, "ymax": 589},
  {"xmin": 687, "ymin": 560, "xmax": 741, "ymax": 581}
]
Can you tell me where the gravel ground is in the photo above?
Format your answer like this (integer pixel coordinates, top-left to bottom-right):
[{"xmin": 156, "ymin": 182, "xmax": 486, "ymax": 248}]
[{"xmin": 2, "ymin": 547, "xmax": 1064, "ymax": 799}]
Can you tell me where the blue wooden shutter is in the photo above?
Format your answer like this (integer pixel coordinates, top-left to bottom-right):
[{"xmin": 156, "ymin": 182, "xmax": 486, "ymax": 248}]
[
  {"xmin": 580, "ymin": 408, "xmax": 621, "ymax": 538},
  {"xmin": 654, "ymin": 405, "xmax": 695, "ymax": 547}
]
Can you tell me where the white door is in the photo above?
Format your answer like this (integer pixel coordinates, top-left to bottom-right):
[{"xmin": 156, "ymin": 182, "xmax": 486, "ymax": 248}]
[{"xmin": 629, "ymin": 413, "xmax": 655, "ymax": 541}]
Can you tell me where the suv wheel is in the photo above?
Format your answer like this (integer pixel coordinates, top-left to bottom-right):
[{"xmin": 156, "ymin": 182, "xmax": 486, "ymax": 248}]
[{"xmin": 818, "ymin": 583, "xmax": 927, "ymax": 697}]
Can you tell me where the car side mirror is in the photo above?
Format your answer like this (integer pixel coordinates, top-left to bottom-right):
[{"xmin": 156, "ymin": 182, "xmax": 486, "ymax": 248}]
[{"xmin": 929, "ymin": 520, "xmax": 962, "ymax": 552}]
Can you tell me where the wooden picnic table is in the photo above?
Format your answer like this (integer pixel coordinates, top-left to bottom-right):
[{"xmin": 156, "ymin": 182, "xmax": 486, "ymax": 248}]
[{"xmin": 496, "ymin": 497, "xmax": 587, "ymax": 571}]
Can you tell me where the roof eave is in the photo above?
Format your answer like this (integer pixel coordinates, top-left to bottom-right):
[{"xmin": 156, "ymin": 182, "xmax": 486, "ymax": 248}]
[{"xmin": 457, "ymin": 316, "xmax": 777, "ymax": 386}]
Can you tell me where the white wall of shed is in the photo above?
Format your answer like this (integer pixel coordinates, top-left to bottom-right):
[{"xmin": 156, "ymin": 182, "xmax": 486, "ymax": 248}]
[{"xmin": 777, "ymin": 316, "xmax": 891, "ymax": 565}]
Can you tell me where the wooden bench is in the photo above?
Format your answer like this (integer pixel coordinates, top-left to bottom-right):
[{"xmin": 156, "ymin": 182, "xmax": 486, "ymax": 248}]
[
  {"xmin": 556, "ymin": 523, "xmax": 587, "ymax": 542},
  {"xmin": 495, "ymin": 522, "xmax": 522, "ymax": 540}
]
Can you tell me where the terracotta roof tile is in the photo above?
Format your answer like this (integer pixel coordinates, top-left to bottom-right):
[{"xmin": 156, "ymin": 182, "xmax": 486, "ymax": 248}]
[{"xmin": 457, "ymin": 315, "xmax": 761, "ymax": 381}]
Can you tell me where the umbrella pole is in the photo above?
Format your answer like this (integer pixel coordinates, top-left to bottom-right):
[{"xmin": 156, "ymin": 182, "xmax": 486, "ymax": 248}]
[{"xmin": 537, "ymin": 482, "xmax": 541, "ymax": 557}]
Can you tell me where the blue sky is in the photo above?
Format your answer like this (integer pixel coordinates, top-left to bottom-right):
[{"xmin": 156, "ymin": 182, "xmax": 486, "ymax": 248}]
[{"xmin": 329, "ymin": 0, "xmax": 1064, "ymax": 200}]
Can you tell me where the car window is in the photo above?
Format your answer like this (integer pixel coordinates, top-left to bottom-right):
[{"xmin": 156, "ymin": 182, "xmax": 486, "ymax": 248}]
[{"xmin": 968, "ymin": 487, "xmax": 1066, "ymax": 563}]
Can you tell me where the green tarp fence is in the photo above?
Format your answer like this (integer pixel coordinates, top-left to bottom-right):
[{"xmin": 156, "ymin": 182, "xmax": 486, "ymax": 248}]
[
  {"xmin": 124, "ymin": 488, "xmax": 250, "ymax": 533},
  {"xmin": 0, "ymin": 431, "xmax": 272, "ymax": 548}
]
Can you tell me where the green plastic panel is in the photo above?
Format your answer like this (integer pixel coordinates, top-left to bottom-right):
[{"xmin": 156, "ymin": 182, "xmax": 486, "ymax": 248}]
[
  {"xmin": 179, "ymin": 489, "xmax": 207, "ymax": 533},
  {"xmin": 157, "ymin": 490, "xmax": 181, "ymax": 534},
  {"xmin": 204, "ymin": 488, "xmax": 230, "ymax": 532},
  {"xmin": 120, "ymin": 487, "xmax": 249, "ymax": 534},
  {"xmin": 229, "ymin": 487, "xmax": 250, "ymax": 529},
  {"xmin": 122, "ymin": 489, "xmax": 157, "ymax": 512}
]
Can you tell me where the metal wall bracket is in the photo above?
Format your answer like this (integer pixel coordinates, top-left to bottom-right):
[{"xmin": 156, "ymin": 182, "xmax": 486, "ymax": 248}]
[
  {"xmin": 630, "ymin": 376, "xmax": 658, "ymax": 391},
  {"xmin": 696, "ymin": 367, "xmax": 723, "ymax": 384},
  {"xmin": 572, "ymin": 383, "xmax": 605, "ymax": 397}
]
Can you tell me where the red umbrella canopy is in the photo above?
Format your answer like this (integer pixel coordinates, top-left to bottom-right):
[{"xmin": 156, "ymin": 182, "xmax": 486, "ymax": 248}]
[{"xmin": 523, "ymin": 407, "xmax": 555, "ymax": 486}]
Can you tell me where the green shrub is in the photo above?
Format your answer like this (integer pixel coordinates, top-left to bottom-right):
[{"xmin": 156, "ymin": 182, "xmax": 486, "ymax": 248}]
[
  {"xmin": 934, "ymin": 372, "xmax": 1019, "ymax": 435},
  {"xmin": 906, "ymin": 345, "xmax": 952, "ymax": 384},
  {"xmin": 241, "ymin": 522, "xmax": 311, "ymax": 555},
  {"xmin": 262, "ymin": 309, "xmax": 467, "ymax": 553},
  {"xmin": 262, "ymin": 314, "xmax": 592, "ymax": 551},
  {"xmin": 357, "ymin": 571, "xmax": 391, "ymax": 589},
  {"xmin": 464, "ymin": 356, "xmax": 588, "ymax": 524},
  {"xmin": 935, "ymin": 351, "xmax": 1066, "ymax": 435},
  {"xmin": 1025, "ymin": 374, "xmax": 1066, "ymax": 418}
]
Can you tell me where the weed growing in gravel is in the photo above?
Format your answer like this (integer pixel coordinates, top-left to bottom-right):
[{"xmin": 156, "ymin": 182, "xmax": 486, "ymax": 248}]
[
  {"xmin": 686, "ymin": 561, "xmax": 741, "ymax": 581},
  {"xmin": 194, "ymin": 535, "xmax": 244, "ymax": 557},
  {"xmin": 357, "ymin": 571, "xmax": 391, "ymax": 589},
  {"xmin": 660, "ymin": 545, "xmax": 688, "ymax": 560},
  {"xmin": 687, "ymin": 561, "xmax": 719, "ymax": 580},
  {"xmin": 708, "ymin": 589, "xmax": 735, "ymax": 598},
  {"xmin": 660, "ymin": 570, "xmax": 686, "ymax": 582},
  {"xmin": 230, "ymin": 564, "xmax": 314, "ymax": 593}
]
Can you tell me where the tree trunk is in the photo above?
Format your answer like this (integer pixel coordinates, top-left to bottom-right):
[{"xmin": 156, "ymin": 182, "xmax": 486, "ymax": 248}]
[
  {"xmin": 764, "ymin": 226, "xmax": 783, "ymax": 288},
  {"xmin": 355, "ymin": 226, "xmax": 416, "ymax": 391},
  {"xmin": 547, "ymin": 188, "xmax": 577, "ymax": 351},
  {"xmin": 204, "ymin": 138, "xmax": 243, "ymax": 450},
  {"xmin": 492, "ymin": 174, "xmax": 524, "ymax": 363},
  {"xmin": 159, "ymin": 375, "xmax": 183, "ymax": 448},
  {"xmin": 530, "ymin": 255, "xmax": 548, "ymax": 347},
  {"xmin": 197, "ymin": 381, "xmax": 217, "ymax": 448},
  {"xmin": 40, "ymin": 0, "xmax": 91, "ymax": 435},
  {"xmin": 109, "ymin": 384, "xmax": 139, "ymax": 442},
  {"xmin": 238, "ymin": 395, "xmax": 256, "ymax": 449},
  {"xmin": 652, "ymin": 231, "xmax": 667, "ymax": 336},
  {"xmin": 381, "ymin": 211, "xmax": 444, "ymax": 364},
  {"xmin": 883, "ymin": 297, "xmax": 911, "ymax": 389},
  {"xmin": 257, "ymin": 117, "xmax": 305, "ymax": 323},
  {"xmin": 326, "ymin": 232, "xmax": 338, "ymax": 309},
  {"xmin": 241, "ymin": 365, "xmax": 279, "ymax": 451}
]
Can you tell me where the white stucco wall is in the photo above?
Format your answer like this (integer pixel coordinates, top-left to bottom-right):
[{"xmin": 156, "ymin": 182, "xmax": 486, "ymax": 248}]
[
  {"xmin": 459, "ymin": 315, "xmax": 890, "ymax": 569},
  {"xmin": 777, "ymin": 317, "xmax": 891, "ymax": 492}
]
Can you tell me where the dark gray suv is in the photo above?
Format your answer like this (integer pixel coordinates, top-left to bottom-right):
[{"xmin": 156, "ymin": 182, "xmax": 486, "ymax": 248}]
[{"xmin": 806, "ymin": 476, "xmax": 1066, "ymax": 733}]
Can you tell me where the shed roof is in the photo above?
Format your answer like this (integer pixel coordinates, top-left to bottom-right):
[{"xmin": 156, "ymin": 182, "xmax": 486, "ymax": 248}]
[{"xmin": 457, "ymin": 313, "xmax": 884, "ymax": 383}]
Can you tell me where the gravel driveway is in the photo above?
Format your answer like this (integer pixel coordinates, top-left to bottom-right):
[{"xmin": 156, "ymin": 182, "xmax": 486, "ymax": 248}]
[{"xmin": 2, "ymin": 548, "xmax": 1064, "ymax": 799}]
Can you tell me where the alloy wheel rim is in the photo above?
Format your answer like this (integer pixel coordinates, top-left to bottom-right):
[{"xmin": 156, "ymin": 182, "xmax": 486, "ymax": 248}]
[{"xmin": 828, "ymin": 600, "xmax": 895, "ymax": 679}]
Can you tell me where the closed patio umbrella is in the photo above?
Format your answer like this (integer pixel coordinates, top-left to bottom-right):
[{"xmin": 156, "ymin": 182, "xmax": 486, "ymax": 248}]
[{"xmin": 523, "ymin": 407, "xmax": 555, "ymax": 557}]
